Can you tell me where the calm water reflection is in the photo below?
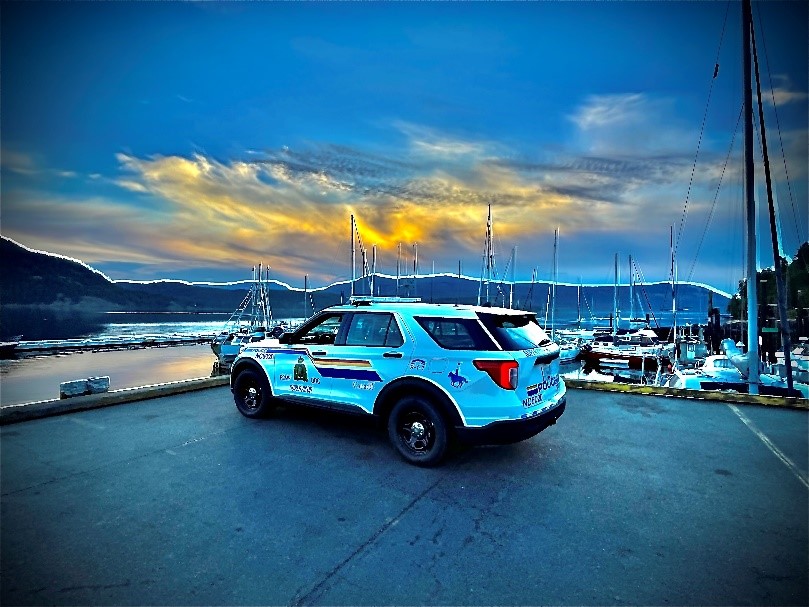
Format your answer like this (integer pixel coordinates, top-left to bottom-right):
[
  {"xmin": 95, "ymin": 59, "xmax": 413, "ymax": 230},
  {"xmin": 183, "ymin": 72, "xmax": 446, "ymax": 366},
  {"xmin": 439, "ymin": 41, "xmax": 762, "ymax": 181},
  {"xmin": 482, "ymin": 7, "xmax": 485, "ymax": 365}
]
[
  {"xmin": 0, "ymin": 344, "xmax": 216, "ymax": 406},
  {"xmin": 1, "ymin": 309, "xmax": 230, "ymax": 341}
]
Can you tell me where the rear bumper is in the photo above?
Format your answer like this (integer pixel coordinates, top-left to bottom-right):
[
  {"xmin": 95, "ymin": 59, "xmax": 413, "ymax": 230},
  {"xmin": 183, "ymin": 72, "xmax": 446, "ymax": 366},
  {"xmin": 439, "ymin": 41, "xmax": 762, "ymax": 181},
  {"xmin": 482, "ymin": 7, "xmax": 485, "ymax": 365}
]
[{"xmin": 455, "ymin": 397, "xmax": 566, "ymax": 446}]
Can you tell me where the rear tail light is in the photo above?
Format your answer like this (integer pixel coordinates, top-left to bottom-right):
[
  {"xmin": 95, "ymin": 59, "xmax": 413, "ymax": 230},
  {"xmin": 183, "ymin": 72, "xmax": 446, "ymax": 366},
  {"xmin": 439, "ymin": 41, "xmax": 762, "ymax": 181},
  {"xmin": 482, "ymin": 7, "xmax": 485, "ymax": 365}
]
[{"xmin": 473, "ymin": 359, "xmax": 519, "ymax": 390}]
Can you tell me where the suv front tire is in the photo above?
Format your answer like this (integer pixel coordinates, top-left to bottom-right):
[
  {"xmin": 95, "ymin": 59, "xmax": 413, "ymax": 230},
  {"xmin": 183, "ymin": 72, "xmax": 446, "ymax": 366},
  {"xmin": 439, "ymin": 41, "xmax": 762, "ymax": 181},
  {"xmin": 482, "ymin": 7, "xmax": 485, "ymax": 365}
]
[{"xmin": 233, "ymin": 369, "xmax": 275, "ymax": 418}]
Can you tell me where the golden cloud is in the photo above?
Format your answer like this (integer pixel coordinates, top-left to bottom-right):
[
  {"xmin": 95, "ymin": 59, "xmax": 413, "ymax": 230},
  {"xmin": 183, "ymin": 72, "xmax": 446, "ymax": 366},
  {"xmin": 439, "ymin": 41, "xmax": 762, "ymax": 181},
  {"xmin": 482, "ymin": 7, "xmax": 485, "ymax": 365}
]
[{"xmin": 110, "ymin": 149, "xmax": 668, "ymax": 281}]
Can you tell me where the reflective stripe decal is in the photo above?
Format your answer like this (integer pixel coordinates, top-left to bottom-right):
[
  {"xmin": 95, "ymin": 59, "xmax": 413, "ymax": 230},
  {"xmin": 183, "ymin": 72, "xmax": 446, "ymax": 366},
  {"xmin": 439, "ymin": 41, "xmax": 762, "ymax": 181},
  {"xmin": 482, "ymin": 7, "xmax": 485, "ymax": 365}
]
[
  {"xmin": 317, "ymin": 367, "xmax": 382, "ymax": 381},
  {"xmin": 311, "ymin": 357, "xmax": 380, "ymax": 381},
  {"xmin": 311, "ymin": 358, "xmax": 372, "ymax": 368}
]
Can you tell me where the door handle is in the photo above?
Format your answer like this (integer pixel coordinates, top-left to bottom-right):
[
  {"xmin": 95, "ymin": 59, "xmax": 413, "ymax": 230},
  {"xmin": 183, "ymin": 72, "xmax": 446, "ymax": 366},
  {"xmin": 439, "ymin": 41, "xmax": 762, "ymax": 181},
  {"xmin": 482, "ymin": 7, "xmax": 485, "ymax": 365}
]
[
  {"xmin": 383, "ymin": 351, "xmax": 403, "ymax": 358},
  {"xmin": 311, "ymin": 350, "xmax": 327, "ymax": 356}
]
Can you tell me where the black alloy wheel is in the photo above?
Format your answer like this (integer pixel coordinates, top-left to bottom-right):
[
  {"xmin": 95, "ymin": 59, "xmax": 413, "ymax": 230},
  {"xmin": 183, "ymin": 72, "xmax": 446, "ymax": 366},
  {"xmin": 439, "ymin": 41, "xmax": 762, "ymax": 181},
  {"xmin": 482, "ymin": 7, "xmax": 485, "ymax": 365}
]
[
  {"xmin": 233, "ymin": 369, "xmax": 274, "ymax": 418},
  {"xmin": 388, "ymin": 396, "xmax": 448, "ymax": 466}
]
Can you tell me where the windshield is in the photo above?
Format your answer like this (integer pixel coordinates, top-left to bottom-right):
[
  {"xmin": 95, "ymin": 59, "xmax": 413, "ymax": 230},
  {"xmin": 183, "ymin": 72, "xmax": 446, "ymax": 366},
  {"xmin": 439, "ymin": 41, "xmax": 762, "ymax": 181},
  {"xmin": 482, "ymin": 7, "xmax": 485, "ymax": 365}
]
[{"xmin": 476, "ymin": 312, "xmax": 551, "ymax": 351}]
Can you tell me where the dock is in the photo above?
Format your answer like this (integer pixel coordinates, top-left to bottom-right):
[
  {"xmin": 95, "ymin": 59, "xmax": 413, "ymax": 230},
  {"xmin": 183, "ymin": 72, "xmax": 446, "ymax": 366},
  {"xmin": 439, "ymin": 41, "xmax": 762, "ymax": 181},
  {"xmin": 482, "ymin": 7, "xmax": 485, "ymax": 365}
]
[
  {"xmin": 6, "ymin": 333, "xmax": 213, "ymax": 357},
  {"xmin": 1, "ymin": 383, "xmax": 807, "ymax": 605}
]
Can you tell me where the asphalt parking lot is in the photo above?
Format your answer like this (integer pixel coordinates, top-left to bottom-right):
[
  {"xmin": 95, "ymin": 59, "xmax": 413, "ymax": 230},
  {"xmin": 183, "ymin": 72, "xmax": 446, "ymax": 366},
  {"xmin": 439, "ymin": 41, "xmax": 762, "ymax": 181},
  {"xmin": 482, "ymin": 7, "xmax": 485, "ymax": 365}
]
[{"xmin": 2, "ymin": 386, "xmax": 807, "ymax": 605}]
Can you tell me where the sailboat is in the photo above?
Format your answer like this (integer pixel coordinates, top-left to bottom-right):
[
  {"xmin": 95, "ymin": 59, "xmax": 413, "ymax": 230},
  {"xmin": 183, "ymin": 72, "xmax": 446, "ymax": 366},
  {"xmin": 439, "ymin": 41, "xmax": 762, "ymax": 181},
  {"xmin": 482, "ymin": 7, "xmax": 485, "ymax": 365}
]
[
  {"xmin": 549, "ymin": 228, "xmax": 583, "ymax": 363},
  {"xmin": 666, "ymin": 0, "xmax": 806, "ymax": 398},
  {"xmin": 580, "ymin": 252, "xmax": 673, "ymax": 371}
]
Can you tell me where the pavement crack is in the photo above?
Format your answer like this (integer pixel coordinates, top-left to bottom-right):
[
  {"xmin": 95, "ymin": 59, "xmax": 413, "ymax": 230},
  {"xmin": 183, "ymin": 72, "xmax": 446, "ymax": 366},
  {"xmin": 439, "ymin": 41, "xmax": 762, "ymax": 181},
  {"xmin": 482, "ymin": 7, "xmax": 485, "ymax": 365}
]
[{"xmin": 290, "ymin": 473, "xmax": 447, "ymax": 606}]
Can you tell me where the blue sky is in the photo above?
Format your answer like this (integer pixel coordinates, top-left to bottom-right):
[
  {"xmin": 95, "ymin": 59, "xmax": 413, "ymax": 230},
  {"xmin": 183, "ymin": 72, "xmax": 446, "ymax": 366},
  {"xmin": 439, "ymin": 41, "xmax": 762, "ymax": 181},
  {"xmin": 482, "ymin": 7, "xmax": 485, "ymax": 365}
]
[{"xmin": 1, "ymin": 0, "xmax": 806, "ymax": 295}]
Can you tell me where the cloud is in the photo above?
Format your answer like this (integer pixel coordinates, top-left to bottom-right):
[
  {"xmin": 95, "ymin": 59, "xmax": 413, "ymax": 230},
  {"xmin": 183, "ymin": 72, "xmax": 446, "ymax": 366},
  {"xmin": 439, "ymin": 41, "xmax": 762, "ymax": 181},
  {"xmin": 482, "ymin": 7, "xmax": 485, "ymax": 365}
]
[
  {"xmin": 394, "ymin": 121, "xmax": 490, "ymax": 159},
  {"xmin": 568, "ymin": 93, "xmax": 696, "ymax": 156},
  {"xmin": 1, "ymin": 148, "xmax": 82, "ymax": 180},
  {"xmin": 570, "ymin": 93, "xmax": 648, "ymax": 130},
  {"xmin": 100, "ymin": 134, "xmax": 707, "ymax": 282},
  {"xmin": 1, "ymin": 149, "xmax": 38, "ymax": 175},
  {"xmin": 764, "ymin": 75, "xmax": 809, "ymax": 107},
  {"xmin": 6, "ymin": 105, "xmax": 796, "ymax": 292}
]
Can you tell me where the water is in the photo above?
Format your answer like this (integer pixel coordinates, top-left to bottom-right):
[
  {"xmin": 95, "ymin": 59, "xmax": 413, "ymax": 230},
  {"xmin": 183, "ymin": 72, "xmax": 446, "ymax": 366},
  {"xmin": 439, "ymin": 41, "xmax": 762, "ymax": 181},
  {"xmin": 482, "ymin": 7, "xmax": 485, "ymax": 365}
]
[
  {"xmin": 0, "ymin": 309, "xmax": 231, "ymax": 342},
  {"xmin": 0, "ymin": 344, "xmax": 217, "ymax": 407},
  {"xmin": 92, "ymin": 312, "xmax": 232, "ymax": 339},
  {"xmin": 0, "ymin": 312, "xmax": 308, "ymax": 407},
  {"xmin": 3, "ymin": 310, "xmax": 310, "ymax": 343}
]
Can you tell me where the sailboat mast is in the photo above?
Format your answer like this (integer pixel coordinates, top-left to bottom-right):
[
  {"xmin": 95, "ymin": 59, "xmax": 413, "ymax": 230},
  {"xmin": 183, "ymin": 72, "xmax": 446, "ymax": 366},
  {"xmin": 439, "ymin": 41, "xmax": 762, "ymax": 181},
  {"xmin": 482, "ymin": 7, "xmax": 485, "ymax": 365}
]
[
  {"xmin": 510, "ymin": 246, "xmax": 516, "ymax": 309},
  {"xmin": 629, "ymin": 254, "xmax": 634, "ymax": 320},
  {"xmin": 350, "ymin": 215, "xmax": 356, "ymax": 298},
  {"xmin": 486, "ymin": 204, "xmax": 492, "ymax": 304},
  {"xmin": 742, "ymin": 0, "xmax": 759, "ymax": 394},
  {"xmin": 303, "ymin": 274, "xmax": 308, "ymax": 318},
  {"xmin": 413, "ymin": 243, "xmax": 418, "ymax": 297},
  {"xmin": 477, "ymin": 252, "xmax": 484, "ymax": 306},
  {"xmin": 551, "ymin": 229, "xmax": 558, "ymax": 339},
  {"xmin": 751, "ymin": 13, "xmax": 794, "ymax": 391},
  {"xmin": 612, "ymin": 253, "xmax": 618, "ymax": 336},
  {"xmin": 371, "ymin": 245, "xmax": 377, "ymax": 296},
  {"xmin": 251, "ymin": 264, "xmax": 257, "ymax": 326},
  {"xmin": 668, "ymin": 225, "xmax": 679, "ymax": 367},
  {"xmin": 258, "ymin": 263, "xmax": 265, "ymax": 327}
]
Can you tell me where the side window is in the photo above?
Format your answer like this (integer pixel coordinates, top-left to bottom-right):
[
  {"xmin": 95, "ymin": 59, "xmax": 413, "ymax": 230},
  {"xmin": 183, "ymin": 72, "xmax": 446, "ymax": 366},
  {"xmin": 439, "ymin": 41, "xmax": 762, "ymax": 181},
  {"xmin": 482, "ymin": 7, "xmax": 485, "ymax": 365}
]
[
  {"xmin": 292, "ymin": 313, "xmax": 343, "ymax": 345},
  {"xmin": 415, "ymin": 317, "xmax": 497, "ymax": 351},
  {"xmin": 344, "ymin": 313, "xmax": 404, "ymax": 348}
]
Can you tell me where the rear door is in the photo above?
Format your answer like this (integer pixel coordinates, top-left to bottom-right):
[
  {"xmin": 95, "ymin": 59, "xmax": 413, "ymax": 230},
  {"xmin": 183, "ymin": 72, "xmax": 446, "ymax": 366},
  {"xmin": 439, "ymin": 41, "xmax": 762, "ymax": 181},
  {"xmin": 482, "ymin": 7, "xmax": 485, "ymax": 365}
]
[{"xmin": 327, "ymin": 311, "xmax": 414, "ymax": 412}]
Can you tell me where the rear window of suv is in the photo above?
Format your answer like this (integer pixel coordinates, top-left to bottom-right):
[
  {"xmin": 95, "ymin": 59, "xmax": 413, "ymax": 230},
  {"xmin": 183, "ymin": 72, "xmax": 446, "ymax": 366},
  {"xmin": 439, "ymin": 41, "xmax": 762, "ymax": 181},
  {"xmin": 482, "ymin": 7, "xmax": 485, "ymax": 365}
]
[
  {"xmin": 476, "ymin": 312, "xmax": 551, "ymax": 351},
  {"xmin": 415, "ymin": 317, "xmax": 497, "ymax": 351}
]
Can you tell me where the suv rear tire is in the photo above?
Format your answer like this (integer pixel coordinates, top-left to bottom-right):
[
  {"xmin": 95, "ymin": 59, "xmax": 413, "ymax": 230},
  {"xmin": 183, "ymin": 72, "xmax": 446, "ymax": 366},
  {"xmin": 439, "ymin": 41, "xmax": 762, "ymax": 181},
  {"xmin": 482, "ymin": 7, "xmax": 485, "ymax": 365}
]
[
  {"xmin": 233, "ymin": 369, "xmax": 275, "ymax": 418},
  {"xmin": 388, "ymin": 396, "xmax": 448, "ymax": 466}
]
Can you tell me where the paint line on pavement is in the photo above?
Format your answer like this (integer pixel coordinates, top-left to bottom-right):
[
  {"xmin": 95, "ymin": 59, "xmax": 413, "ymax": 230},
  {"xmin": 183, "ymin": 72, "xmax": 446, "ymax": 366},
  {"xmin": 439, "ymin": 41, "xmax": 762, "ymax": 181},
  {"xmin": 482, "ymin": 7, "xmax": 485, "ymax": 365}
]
[{"xmin": 728, "ymin": 403, "xmax": 809, "ymax": 490}]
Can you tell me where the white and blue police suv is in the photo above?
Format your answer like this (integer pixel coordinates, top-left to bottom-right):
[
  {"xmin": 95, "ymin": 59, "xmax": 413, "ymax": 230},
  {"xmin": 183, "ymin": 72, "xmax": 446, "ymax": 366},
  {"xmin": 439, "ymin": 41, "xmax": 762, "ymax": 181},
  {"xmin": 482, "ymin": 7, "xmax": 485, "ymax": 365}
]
[{"xmin": 230, "ymin": 298, "xmax": 566, "ymax": 466}]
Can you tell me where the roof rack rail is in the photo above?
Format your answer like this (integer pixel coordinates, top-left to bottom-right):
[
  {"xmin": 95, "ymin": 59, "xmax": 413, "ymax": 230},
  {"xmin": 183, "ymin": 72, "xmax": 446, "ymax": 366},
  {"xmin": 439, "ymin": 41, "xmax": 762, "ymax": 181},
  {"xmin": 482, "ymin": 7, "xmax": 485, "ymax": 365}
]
[{"xmin": 348, "ymin": 296, "xmax": 422, "ymax": 306}]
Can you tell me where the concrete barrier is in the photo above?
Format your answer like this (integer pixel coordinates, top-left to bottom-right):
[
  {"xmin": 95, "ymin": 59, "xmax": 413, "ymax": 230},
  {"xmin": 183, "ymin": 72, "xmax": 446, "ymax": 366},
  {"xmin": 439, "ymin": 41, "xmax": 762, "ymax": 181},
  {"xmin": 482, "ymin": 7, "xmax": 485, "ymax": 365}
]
[
  {"xmin": 1, "ymin": 376, "xmax": 229, "ymax": 425},
  {"xmin": 565, "ymin": 379, "xmax": 808, "ymax": 410},
  {"xmin": 59, "ymin": 376, "xmax": 110, "ymax": 399}
]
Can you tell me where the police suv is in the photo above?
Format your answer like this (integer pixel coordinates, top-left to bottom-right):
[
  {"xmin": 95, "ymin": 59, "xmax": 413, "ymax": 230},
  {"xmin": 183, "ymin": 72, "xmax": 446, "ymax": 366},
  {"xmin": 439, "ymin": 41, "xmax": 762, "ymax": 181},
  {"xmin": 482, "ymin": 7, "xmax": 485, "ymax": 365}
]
[{"xmin": 230, "ymin": 298, "xmax": 566, "ymax": 466}]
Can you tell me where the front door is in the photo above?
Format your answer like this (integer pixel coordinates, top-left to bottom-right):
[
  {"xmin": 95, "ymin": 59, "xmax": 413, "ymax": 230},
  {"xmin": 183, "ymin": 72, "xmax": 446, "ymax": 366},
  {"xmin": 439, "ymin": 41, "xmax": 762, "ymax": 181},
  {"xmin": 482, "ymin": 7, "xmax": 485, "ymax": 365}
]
[{"xmin": 272, "ymin": 312, "xmax": 345, "ymax": 403}]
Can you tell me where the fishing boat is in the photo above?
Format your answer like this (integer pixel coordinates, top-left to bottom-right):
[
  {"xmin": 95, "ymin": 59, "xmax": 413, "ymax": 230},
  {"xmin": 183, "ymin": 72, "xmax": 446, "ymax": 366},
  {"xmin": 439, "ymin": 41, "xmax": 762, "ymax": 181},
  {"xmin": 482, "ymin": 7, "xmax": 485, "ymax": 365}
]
[{"xmin": 211, "ymin": 265, "xmax": 275, "ymax": 373}]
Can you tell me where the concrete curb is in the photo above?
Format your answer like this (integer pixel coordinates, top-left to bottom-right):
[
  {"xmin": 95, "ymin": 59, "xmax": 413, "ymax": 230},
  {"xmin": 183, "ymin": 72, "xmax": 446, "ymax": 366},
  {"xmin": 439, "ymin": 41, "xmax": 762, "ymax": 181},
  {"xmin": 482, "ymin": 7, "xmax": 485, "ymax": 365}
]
[
  {"xmin": 0, "ymin": 376, "xmax": 230, "ymax": 425},
  {"xmin": 565, "ymin": 379, "xmax": 808, "ymax": 410},
  {"xmin": 0, "ymin": 375, "xmax": 804, "ymax": 426}
]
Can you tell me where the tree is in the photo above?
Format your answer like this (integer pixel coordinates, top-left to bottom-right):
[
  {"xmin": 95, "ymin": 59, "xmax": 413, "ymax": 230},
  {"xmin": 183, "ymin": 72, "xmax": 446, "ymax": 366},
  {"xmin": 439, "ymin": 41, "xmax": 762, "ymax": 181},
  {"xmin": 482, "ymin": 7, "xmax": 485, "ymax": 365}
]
[{"xmin": 728, "ymin": 241, "xmax": 809, "ymax": 319}]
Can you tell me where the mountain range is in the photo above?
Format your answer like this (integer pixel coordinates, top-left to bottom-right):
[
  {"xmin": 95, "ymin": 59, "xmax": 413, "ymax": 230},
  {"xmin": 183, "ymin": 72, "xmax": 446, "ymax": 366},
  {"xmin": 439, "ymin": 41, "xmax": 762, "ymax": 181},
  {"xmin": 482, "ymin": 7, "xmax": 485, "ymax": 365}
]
[{"xmin": 1, "ymin": 236, "xmax": 729, "ymax": 325}]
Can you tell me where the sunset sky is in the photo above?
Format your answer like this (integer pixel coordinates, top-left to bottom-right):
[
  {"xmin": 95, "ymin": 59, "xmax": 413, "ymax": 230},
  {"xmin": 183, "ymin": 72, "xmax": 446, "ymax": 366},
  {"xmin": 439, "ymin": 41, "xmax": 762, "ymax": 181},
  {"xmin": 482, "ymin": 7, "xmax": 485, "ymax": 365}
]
[{"xmin": 1, "ymin": 1, "xmax": 806, "ymax": 295}]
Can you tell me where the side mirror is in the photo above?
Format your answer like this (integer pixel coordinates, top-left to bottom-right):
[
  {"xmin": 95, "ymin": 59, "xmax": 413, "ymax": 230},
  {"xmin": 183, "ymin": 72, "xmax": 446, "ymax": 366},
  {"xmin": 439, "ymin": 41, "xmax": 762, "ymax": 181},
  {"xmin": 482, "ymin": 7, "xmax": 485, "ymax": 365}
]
[{"xmin": 277, "ymin": 332, "xmax": 290, "ymax": 344}]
